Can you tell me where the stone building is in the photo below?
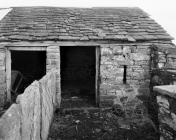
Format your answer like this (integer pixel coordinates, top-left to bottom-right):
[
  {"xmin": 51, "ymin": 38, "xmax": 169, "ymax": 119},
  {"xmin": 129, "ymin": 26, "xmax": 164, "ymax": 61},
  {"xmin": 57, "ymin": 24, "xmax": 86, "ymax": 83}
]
[{"xmin": 0, "ymin": 7, "xmax": 175, "ymax": 107}]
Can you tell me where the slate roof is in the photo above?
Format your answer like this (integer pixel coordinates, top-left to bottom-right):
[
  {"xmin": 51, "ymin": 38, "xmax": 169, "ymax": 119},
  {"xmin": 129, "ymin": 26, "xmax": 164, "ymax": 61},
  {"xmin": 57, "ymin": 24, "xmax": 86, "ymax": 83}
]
[{"xmin": 0, "ymin": 7, "xmax": 173, "ymax": 42}]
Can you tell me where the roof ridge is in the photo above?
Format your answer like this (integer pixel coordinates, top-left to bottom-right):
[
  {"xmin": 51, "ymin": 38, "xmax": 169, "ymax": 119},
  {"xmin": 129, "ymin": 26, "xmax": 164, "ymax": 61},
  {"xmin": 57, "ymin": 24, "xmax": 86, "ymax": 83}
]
[
  {"xmin": 92, "ymin": 7, "xmax": 140, "ymax": 9},
  {"xmin": 10, "ymin": 6, "xmax": 143, "ymax": 10}
]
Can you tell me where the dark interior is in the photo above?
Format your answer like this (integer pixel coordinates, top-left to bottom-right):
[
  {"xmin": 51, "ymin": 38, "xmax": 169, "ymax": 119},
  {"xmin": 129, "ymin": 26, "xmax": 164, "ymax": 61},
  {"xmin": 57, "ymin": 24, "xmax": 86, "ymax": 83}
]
[
  {"xmin": 11, "ymin": 51, "xmax": 46, "ymax": 94},
  {"xmin": 60, "ymin": 46, "xmax": 96, "ymax": 106}
]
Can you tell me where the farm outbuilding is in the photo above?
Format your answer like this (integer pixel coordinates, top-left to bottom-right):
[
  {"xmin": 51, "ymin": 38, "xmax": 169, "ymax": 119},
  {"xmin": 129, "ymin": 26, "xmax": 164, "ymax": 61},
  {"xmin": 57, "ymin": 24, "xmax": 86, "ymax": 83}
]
[{"xmin": 0, "ymin": 7, "xmax": 176, "ymax": 107}]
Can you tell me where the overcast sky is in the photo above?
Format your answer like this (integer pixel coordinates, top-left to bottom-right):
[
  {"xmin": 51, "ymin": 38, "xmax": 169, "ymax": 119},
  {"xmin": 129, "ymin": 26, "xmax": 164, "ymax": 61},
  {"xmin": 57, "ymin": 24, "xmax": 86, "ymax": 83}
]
[{"xmin": 0, "ymin": 0, "xmax": 176, "ymax": 43}]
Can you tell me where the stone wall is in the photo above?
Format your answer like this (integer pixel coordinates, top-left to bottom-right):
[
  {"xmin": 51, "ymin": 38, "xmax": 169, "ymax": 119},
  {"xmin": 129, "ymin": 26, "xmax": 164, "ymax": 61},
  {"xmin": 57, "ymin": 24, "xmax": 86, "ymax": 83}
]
[
  {"xmin": 157, "ymin": 46, "xmax": 176, "ymax": 70},
  {"xmin": 0, "ymin": 69, "xmax": 59, "ymax": 140},
  {"xmin": 0, "ymin": 41, "xmax": 174, "ymax": 108},
  {"xmin": 99, "ymin": 41, "xmax": 176, "ymax": 107},
  {"xmin": 99, "ymin": 43, "xmax": 151, "ymax": 106},
  {"xmin": 156, "ymin": 46, "xmax": 176, "ymax": 85},
  {"xmin": 153, "ymin": 43, "xmax": 176, "ymax": 70},
  {"xmin": 154, "ymin": 85, "xmax": 176, "ymax": 140}
]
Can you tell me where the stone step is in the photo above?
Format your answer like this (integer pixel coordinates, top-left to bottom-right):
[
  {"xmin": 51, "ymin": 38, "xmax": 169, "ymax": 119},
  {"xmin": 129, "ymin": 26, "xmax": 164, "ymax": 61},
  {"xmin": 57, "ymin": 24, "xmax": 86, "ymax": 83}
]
[
  {"xmin": 61, "ymin": 98, "xmax": 95, "ymax": 108},
  {"xmin": 57, "ymin": 107, "xmax": 111, "ymax": 114}
]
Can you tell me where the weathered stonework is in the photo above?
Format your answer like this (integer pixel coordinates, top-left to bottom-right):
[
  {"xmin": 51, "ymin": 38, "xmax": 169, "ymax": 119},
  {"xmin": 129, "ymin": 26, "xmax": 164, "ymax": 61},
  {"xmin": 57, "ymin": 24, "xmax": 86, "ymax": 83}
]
[
  {"xmin": 0, "ymin": 69, "xmax": 59, "ymax": 140},
  {"xmin": 99, "ymin": 41, "xmax": 176, "ymax": 107},
  {"xmin": 0, "ymin": 41, "xmax": 174, "ymax": 108},
  {"xmin": 17, "ymin": 81, "xmax": 41, "ymax": 140},
  {"xmin": 40, "ymin": 70, "xmax": 57, "ymax": 140},
  {"xmin": 99, "ymin": 43, "xmax": 151, "ymax": 107},
  {"xmin": 154, "ymin": 85, "xmax": 176, "ymax": 140},
  {"xmin": 0, "ymin": 104, "xmax": 21, "ymax": 140},
  {"xmin": 47, "ymin": 46, "xmax": 61, "ymax": 107}
]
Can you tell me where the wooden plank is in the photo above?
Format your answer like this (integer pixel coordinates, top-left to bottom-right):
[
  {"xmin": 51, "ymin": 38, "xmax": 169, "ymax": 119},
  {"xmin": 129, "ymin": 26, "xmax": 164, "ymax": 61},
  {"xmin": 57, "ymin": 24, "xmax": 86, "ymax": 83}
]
[
  {"xmin": 5, "ymin": 41, "xmax": 52, "ymax": 47},
  {"xmin": 3, "ymin": 40, "xmax": 164, "ymax": 48},
  {"xmin": 95, "ymin": 46, "xmax": 100, "ymax": 106},
  {"xmin": 5, "ymin": 41, "xmax": 103, "ymax": 47},
  {"xmin": 57, "ymin": 42, "xmax": 100, "ymax": 46},
  {"xmin": 6, "ymin": 49, "xmax": 11, "ymax": 103},
  {"xmin": 8, "ymin": 46, "xmax": 46, "ymax": 51}
]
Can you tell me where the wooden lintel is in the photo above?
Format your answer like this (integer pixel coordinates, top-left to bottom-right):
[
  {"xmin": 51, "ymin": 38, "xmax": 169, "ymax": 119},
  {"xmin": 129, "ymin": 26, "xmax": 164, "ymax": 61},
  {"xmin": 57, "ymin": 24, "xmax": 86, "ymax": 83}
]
[
  {"xmin": 5, "ymin": 41, "xmax": 103, "ymax": 47},
  {"xmin": 8, "ymin": 46, "xmax": 47, "ymax": 51},
  {"xmin": 1, "ymin": 40, "xmax": 173, "ymax": 48}
]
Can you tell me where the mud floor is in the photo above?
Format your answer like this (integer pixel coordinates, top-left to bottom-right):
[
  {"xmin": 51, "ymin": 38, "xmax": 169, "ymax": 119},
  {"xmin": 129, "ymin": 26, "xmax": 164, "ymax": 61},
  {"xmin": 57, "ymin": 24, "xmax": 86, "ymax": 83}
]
[{"xmin": 48, "ymin": 108, "xmax": 158, "ymax": 140}]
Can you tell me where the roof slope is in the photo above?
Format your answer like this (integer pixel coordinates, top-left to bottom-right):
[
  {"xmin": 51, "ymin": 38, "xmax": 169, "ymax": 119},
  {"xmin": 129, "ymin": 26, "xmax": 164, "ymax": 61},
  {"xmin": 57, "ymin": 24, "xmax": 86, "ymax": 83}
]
[{"xmin": 0, "ymin": 7, "xmax": 173, "ymax": 42}]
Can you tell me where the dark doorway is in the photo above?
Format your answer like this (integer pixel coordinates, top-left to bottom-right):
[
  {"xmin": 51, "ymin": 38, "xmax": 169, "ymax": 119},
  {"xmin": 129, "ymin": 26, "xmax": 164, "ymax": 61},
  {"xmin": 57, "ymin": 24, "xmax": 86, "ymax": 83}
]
[
  {"xmin": 11, "ymin": 51, "xmax": 46, "ymax": 96},
  {"xmin": 60, "ymin": 46, "xmax": 96, "ymax": 107}
]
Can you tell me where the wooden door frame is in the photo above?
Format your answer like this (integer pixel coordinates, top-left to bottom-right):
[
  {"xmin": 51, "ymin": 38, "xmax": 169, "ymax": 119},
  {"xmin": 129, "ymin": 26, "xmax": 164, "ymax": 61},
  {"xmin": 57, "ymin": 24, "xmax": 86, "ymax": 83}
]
[
  {"xmin": 95, "ymin": 47, "xmax": 100, "ymax": 106},
  {"xmin": 6, "ymin": 49, "xmax": 11, "ymax": 103},
  {"xmin": 6, "ymin": 46, "xmax": 46, "ymax": 103},
  {"xmin": 5, "ymin": 45, "xmax": 100, "ymax": 106}
]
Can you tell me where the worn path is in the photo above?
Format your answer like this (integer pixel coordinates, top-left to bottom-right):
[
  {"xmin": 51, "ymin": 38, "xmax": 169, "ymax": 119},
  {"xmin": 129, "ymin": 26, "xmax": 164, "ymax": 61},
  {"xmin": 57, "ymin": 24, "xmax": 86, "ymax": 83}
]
[{"xmin": 48, "ymin": 108, "xmax": 158, "ymax": 140}]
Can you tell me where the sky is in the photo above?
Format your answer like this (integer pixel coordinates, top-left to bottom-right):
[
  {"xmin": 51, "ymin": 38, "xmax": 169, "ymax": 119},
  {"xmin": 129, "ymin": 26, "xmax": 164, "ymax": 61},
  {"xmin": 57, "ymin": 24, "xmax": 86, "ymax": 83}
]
[{"xmin": 0, "ymin": 0, "xmax": 176, "ymax": 43}]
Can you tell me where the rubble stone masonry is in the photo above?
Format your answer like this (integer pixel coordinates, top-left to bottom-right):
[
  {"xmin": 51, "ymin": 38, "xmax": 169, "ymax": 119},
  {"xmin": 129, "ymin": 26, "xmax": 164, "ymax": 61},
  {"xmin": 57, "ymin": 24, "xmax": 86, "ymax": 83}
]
[
  {"xmin": 0, "ymin": 40, "xmax": 175, "ymax": 107},
  {"xmin": 99, "ymin": 41, "xmax": 176, "ymax": 107},
  {"xmin": 154, "ymin": 85, "xmax": 176, "ymax": 140}
]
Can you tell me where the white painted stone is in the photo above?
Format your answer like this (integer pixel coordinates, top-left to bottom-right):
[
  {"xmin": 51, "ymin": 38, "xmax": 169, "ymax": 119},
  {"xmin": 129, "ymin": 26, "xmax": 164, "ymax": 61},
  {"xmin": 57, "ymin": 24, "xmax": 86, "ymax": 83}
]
[
  {"xmin": 40, "ymin": 71, "xmax": 57, "ymax": 140},
  {"xmin": 0, "ymin": 104, "xmax": 21, "ymax": 140},
  {"xmin": 157, "ymin": 96, "xmax": 170, "ymax": 109},
  {"xmin": 131, "ymin": 53, "xmax": 150, "ymax": 61},
  {"xmin": 158, "ymin": 63, "xmax": 164, "ymax": 68},
  {"xmin": 101, "ymin": 47, "xmax": 112, "ymax": 55},
  {"xmin": 123, "ymin": 46, "xmax": 131, "ymax": 54},
  {"xmin": 17, "ymin": 81, "xmax": 40, "ymax": 140}
]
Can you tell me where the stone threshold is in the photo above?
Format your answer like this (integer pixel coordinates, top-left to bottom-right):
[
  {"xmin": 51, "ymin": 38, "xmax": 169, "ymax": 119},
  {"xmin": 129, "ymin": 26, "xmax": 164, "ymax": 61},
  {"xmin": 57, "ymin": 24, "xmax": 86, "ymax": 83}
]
[{"xmin": 56, "ymin": 107, "xmax": 112, "ymax": 113}]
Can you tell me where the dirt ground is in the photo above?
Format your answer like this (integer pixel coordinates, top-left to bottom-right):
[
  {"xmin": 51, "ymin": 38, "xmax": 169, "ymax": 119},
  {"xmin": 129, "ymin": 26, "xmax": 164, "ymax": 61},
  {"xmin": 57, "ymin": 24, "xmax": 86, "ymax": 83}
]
[{"xmin": 48, "ymin": 108, "xmax": 158, "ymax": 140}]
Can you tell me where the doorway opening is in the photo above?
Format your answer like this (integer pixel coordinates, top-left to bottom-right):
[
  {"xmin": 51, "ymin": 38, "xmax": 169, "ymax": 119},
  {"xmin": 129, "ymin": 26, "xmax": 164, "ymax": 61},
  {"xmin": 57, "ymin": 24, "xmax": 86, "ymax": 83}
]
[
  {"xmin": 11, "ymin": 51, "xmax": 46, "ymax": 100},
  {"xmin": 60, "ymin": 46, "xmax": 96, "ymax": 107}
]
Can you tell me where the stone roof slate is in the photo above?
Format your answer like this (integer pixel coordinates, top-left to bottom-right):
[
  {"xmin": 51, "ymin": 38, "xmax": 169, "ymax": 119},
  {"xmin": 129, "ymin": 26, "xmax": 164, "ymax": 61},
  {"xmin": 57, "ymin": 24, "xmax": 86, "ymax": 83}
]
[{"xmin": 0, "ymin": 7, "xmax": 173, "ymax": 42}]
